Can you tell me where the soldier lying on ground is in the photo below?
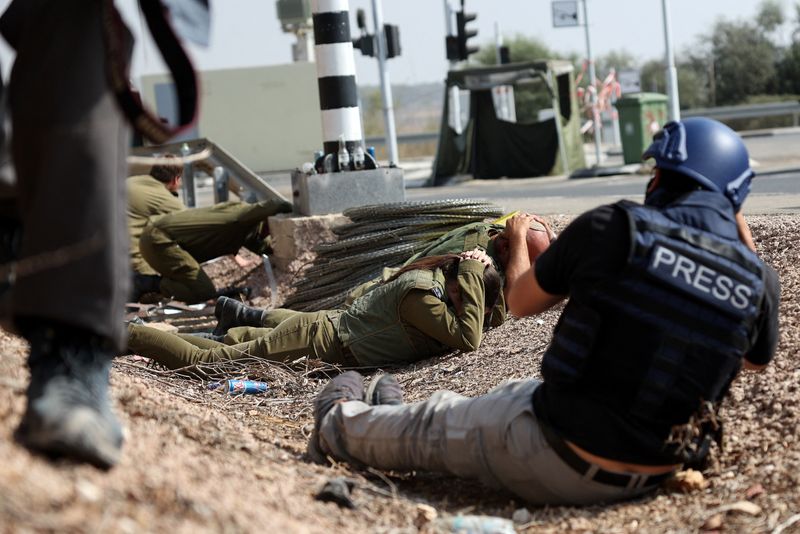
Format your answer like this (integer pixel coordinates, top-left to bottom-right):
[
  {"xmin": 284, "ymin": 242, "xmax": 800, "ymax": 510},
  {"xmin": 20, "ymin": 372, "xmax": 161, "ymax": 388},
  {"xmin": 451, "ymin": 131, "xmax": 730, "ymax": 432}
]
[
  {"xmin": 127, "ymin": 159, "xmax": 292, "ymax": 303},
  {"xmin": 347, "ymin": 213, "xmax": 556, "ymax": 327},
  {"xmin": 306, "ymin": 118, "xmax": 780, "ymax": 506},
  {"xmin": 125, "ymin": 251, "xmax": 501, "ymax": 369},
  {"xmin": 209, "ymin": 213, "xmax": 556, "ymax": 338}
]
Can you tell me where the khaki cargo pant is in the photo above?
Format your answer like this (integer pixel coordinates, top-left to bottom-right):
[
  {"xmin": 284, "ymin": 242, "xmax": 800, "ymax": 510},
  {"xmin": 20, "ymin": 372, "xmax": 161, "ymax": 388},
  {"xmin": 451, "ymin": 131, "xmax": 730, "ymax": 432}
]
[
  {"xmin": 221, "ymin": 308, "xmax": 303, "ymax": 344},
  {"xmin": 127, "ymin": 310, "xmax": 347, "ymax": 369},
  {"xmin": 318, "ymin": 380, "xmax": 658, "ymax": 505},
  {"xmin": 139, "ymin": 224, "xmax": 215, "ymax": 304}
]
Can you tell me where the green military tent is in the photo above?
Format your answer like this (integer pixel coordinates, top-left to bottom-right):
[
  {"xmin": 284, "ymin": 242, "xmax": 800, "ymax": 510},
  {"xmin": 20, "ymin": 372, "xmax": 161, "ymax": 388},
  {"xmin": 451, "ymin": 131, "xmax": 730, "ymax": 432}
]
[{"xmin": 432, "ymin": 60, "xmax": 586, "ymax": 185}]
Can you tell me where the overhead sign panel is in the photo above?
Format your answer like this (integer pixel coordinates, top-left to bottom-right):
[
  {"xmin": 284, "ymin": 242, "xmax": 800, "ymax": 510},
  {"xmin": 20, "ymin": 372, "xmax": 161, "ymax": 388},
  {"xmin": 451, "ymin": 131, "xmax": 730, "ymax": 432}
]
[
  {"xmin": 619, "ymin": 69, "xmax": 642, "ymax": 94},
  {"xmin": 552, "ymin": 1, "xmax": 579, "ymax": 28}
]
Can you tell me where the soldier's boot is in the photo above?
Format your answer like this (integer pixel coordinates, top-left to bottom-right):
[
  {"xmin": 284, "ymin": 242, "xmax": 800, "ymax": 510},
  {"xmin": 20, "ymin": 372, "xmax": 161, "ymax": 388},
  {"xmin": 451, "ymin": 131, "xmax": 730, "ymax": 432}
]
[
  {"xmin": 129, "ymin": 273, "xmax": 162, "ymax": 302},
  {"xmin": 307, "ymin": 371, "xmax": 364, "ymax": 464},
  {"xmin": 212, "ymin": 296, "xmax": 266, "ymax": 336},
  {"xmin": 364, "ymin": 373, "xmax": 404, "ymax": 406},
  {"xmin": 15, "ymin": 320, "xmax": 124, "ymax": 469},
  {"xmin": 214, "ymin": 286, "xmax": 251, "ymax": 300}
]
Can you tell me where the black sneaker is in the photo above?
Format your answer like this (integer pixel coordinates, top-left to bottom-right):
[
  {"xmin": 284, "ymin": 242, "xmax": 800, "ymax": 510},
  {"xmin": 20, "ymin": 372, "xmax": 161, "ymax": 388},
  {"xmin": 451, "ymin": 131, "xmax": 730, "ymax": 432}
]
[
  {"xmin": 129, "ymin": 273, "xmax": 162, "ymax": 302},
  {"xmin": 307, "ymin": 371, "xmax": 364, "ymax": 464},
  {"xmin": 215, "ymin": 286, "xmax": 252, "ymax": 300},
  {"xmin": 15, "ymin": 322, "xmax": 124, "ymax": 469},
  {"xmin": 364, "ymin": 373, "xmax": 403, "ymax": 406}
]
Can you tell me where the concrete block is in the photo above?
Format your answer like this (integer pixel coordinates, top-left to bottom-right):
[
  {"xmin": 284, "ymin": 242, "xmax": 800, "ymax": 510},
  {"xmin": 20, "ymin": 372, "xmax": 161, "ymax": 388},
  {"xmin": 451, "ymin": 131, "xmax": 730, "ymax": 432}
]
[
  {"xmin": 267, "ymin": 212, "xmax": 349, "ymax": 271},
  {"xmin": 292, "ymin": 167, "xmax": 405, "ymax": 216}
]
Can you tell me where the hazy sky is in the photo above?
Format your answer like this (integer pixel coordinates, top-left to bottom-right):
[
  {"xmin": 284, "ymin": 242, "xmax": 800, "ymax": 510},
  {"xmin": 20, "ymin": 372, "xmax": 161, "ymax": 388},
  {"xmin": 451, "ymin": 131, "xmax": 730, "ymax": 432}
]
[{"xmin": 0, "ymin": 0, "xmax": 796, "ymax": 86}]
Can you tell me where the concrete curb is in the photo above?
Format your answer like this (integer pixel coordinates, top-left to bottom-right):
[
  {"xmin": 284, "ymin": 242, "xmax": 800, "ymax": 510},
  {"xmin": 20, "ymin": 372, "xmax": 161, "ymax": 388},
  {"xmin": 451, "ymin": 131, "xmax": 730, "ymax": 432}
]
[
  {"xmin": 756, "ymin": 166, "xmax": 800, "ymax": 177},
  {"xmin": 740, "ymin": 126, "xmax": 800, "ymax": 138}
]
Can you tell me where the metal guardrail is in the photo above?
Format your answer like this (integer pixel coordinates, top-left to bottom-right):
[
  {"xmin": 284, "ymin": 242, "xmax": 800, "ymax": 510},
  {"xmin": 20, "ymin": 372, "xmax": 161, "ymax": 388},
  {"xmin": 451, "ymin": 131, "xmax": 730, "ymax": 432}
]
[
  {"xmin": 682, "ymin": 101, "xmax": 800, "ymax": 124},
  {"xmin": 130, "ymin": 138, "xmax": 289, "ymax": 205},
  {"xmin": 365, "ymin": 132, "xmax": 438, "ymax": 147}
]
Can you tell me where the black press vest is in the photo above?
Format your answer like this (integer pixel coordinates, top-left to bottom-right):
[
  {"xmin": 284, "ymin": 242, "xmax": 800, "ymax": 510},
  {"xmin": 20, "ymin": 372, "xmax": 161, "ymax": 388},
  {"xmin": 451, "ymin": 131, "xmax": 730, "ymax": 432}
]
[{"xmin": 541, "ymin": 192, "xmax": 766, "ymax": 459}]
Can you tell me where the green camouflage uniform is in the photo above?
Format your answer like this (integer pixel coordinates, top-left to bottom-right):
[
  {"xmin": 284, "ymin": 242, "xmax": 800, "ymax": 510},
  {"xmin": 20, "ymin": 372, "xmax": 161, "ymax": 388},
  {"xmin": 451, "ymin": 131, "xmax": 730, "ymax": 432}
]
[
  {"xmin": 138, "ymin": 199, "xmax": 292, "ymax": 303},
  {"xmin": 404, "ymin": 222, "xmax": 506, "ymax": 266},
  {"xmin": 349, "ymin": 222, "xmax": 507, "ymax": 326},
  {"xmin": 127, "ymin": 174, "xmax": 185, "ymax": 276},
  {"xmin": 127, "ymin": 260, "xmax": 486, "ymax": 368}
]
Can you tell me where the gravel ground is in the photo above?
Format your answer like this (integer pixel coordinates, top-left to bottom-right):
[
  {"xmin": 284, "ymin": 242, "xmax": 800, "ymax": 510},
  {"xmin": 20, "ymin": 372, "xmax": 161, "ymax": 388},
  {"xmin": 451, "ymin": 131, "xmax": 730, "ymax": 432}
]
[{"xmin": 0, "ymin": 215, "xmax": 798, "ymax": 533}]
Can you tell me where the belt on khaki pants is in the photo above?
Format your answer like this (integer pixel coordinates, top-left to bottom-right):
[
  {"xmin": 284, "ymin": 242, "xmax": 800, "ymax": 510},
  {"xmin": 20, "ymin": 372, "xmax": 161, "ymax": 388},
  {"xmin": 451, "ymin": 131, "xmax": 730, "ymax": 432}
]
[{"xmin": 539, "ymin": 422, "xmax": 674, "ymax": 490}]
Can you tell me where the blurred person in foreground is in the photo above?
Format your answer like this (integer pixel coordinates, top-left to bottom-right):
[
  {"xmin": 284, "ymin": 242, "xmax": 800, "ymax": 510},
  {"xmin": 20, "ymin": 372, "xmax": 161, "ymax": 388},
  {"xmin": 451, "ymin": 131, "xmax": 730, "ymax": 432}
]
[
  {"xmin": 0, "ymin": 0, "xmax": 209, "ymax": 469},
  {"xmin": 307, "ymin": 118, "xmax": 779, "ymax": 505}
]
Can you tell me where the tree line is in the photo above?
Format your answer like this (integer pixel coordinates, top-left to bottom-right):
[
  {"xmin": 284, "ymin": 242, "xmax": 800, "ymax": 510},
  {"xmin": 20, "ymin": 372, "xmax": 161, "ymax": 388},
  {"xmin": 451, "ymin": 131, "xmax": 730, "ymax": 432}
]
[{"xmin": 476, "ymin": 0, "xmax": 800, "ymax": 110}]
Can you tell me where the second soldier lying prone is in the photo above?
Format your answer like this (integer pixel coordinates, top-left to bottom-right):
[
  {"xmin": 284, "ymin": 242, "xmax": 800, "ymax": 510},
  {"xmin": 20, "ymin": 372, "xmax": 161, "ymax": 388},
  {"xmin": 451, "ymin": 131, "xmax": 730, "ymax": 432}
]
[{"xmin": 126, "ymin": 251, "xmax": 501, "ymax": 369}]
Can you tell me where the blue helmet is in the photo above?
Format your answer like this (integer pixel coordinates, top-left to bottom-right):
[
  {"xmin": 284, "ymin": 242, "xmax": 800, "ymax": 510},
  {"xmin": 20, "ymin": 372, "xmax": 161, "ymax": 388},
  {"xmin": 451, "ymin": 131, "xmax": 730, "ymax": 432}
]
[{"xmin": 643, "ymin": 118, "xmax": 754, "ymax": 210}]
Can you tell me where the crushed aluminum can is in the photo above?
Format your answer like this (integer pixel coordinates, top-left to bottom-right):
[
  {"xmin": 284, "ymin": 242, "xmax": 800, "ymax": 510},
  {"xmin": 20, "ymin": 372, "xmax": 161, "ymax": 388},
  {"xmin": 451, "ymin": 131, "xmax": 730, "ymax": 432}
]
[{"xmin": 209, "ymin": 380, "xmax": 269, "ymax": 395}]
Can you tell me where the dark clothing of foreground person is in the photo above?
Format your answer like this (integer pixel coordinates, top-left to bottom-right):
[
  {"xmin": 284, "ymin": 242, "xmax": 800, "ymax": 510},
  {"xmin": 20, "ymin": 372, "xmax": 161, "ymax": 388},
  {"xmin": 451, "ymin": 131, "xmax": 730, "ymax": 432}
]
[
  {"xmin": 128, "ymin": 253, "xmax": 501, "ymax": 369},
  {"xmin": 0, "ymin": 0, "xmax": 132, "ymax": 467},
  {"xmin": 309, "ymin": 118, "xmax": 780, "ymax": 505}
]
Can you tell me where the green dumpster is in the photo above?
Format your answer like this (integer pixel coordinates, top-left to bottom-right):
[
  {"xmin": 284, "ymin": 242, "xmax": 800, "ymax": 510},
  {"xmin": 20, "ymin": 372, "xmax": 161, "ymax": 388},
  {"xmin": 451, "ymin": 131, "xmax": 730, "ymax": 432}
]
[{"xmin": 616, "ymin": 93, "xmax": 669, "ymax": 164}]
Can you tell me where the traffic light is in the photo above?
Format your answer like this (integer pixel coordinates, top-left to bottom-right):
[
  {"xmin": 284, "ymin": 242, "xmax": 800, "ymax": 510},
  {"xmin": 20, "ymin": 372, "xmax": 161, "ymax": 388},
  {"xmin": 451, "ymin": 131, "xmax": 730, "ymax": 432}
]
[
  {"xmin": 445, "ymin": 35, "xmax": 460, "ymax": 61},
  {"xmin": 384, "ymin": 24, "xmax": 401, "ymax": 59},
  {"xmin": 499, "ymin": 45, "xmax": 510, "ymax": 64},
  {"xmin": 353, "ymin": 34, "xmax": 376, "ymax": 57},
  {"xmin": 456, "ymin": 9, "xmax": 478, "ymax": 61},
  {"xmin": 352, "ymin": 8, "xmax": 375, "ymax": 57},
  {"xmin": 352, "ymin": 9, "xmax": 401, "ymax": 59}
]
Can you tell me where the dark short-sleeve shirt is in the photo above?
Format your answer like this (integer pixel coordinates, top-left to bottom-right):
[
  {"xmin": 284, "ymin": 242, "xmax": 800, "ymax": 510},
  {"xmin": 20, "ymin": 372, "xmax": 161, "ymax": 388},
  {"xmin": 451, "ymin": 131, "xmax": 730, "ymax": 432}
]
[{"xmin": 532, "ymin": 204, "xmax": 779, "ymax": 464}]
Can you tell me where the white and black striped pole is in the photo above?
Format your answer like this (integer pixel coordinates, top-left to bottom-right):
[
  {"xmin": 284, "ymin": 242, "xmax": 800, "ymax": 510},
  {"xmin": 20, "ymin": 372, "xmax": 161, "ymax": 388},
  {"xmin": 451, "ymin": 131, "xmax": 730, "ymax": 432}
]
[{"xmin": 312, "ymin": 0, "xmax": 363, "ymax": 171}]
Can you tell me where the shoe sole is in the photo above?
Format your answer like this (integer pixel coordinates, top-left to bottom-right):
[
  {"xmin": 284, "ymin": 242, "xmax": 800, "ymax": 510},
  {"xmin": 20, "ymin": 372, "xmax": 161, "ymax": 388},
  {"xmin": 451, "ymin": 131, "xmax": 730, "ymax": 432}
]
[
  {"xmin": 15, "ymin": 407, "xmax": 122, "ymax": 469},
  {"xmin": 212, "ymin": 297, "xmax": 234, "ymax": 337},
  {"xmin": 306, "ymin": 429, "xmax": 330, "ymax": 465},
  {"xmin": 364, "ymin": 373, "xmax": 403, "ymax": 406}
]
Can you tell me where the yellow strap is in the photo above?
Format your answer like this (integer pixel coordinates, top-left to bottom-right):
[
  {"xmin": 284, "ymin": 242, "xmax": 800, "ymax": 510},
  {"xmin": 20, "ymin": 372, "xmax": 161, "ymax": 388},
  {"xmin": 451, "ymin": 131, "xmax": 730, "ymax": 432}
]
[{"xmin": 492, "ymin": 211, "xmax": 520, "ymax": 226}]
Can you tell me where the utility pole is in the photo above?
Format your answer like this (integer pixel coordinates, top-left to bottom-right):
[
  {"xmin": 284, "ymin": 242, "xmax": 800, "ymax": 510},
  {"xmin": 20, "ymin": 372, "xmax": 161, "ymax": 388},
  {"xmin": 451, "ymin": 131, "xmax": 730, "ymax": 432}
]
[
  {"xmin": 661, "ymin": 0, "xmax": 680, "ymax": 121},
  {"xmin": 582, "ymin": 0, "xmax": 602, "ymax": 166},
  {"xmin": 371, "ymin": 0, "xmax": 400, "ymax": 166},
  {"xmin": 494, "ymin": 22, "xmax": 502, "ymax": 64},
  {"xmin": 310, "ymin": 0, "xmax": 364, "ymax": 168},
  {"xmin": 443, "ymin": 0, "xmax": 462, "ymax": 134}
]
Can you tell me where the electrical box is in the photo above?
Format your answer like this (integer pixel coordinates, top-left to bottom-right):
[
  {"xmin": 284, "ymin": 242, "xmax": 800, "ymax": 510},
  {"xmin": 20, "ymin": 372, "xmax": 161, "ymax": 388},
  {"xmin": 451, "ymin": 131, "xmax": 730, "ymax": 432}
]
[
  {"xmin": 616, "ymin": 93, "xmax": 669, "ymax": 164},
  {"xmin": 276, "ymin": 0, "xmax": 312, "ymax": 31}
]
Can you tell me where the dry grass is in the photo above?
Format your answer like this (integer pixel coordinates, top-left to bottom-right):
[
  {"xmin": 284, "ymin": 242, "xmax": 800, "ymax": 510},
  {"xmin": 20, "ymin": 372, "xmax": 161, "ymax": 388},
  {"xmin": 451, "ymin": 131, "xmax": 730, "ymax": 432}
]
[{"xmin": 0, "ymin": 215, "xmax": 798, "ymax": 533}]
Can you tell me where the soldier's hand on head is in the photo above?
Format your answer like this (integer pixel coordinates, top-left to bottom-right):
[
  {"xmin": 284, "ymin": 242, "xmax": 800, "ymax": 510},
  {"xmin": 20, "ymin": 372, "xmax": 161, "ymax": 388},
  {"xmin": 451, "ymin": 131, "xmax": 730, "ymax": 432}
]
[
  {"xmin": 460, "ymin": 248, "xmax": 493, "ymax": 268},
  {"xmin": 530, "ymin": 214, "xmax": 557, "ymax": 243},
  {"xmin": 504, "ymin": 213, "xmax": 534, "ymax": 243}
]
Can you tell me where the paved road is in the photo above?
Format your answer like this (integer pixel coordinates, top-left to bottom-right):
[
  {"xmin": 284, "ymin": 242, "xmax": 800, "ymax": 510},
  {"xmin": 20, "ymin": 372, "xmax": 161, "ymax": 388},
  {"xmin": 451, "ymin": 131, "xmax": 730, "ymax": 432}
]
[
  {"xmin": 197, "ymin": 128, "xmax": 800, "ymax": 215},
  {"xmin": 405, "ymin": 130, "xmax": 800, "ymax": 215},
  {"xmin": 405, "ymin": 168, "xmax": 800, "ymax": 215}
]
